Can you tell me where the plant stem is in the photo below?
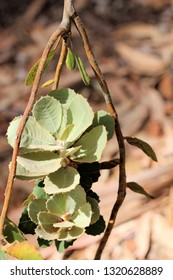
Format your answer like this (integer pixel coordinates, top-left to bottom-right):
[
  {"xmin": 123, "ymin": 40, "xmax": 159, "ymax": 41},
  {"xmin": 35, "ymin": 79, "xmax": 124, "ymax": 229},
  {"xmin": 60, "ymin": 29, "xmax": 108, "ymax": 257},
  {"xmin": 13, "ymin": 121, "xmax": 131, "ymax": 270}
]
[
  {"xmin": 0, "ymin": 2, "xmax": 74, "ymax": 240},
  {"xmin": 72, "ymin": 11, "xmax": 126, "ymax": 260},
  {"xmin": 52, "ymin": 38, "xmax": 68, "ymax": 90}
]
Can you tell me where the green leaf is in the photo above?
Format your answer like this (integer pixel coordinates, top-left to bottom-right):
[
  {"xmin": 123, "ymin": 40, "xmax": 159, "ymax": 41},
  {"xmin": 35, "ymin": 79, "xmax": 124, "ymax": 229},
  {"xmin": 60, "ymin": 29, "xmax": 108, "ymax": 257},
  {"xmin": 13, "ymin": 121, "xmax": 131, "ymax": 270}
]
[
  {"xmin": 85, "ymin": 215, "xmax": 105, "ymax": 236},
  {"xmin": 44, "ymin": 166, "xmax": 80, "ymax": 194},
  {"xmin": 55, "ymin": 240, "xmax": 74, "ymax": 253},
  {"xmin": 74, "ymin": 126, "xmax": 107, "ymax": 162},
  {"xmin": 18, "ymin": 208, "xmax": 36, "ymax": 235},
  {"xmin": 74, "ymin": 53, "xmax": 90, "ymax": 86},
  {"xmin": 0, "ymin": 250, "xmax": 8, "ymax": 260},
  {"xmin": 41, "ymin": 79, "xmax": 54, "ymax": 88},
  {"xmin": 5, "ymin": 241, "xmax": 43, "ymax": 260},
  {"xmin": 28, "ymin": 199, "xmax": 47, "ymax": 224},
  {"xmin": 66, "ymin": 94, "xmax": 94, "ymax": 143},
  {"xmin": 25, "ymin": 50, "xmax": 55, "ymax": 86},
  {"xmin": 66, "ymin": 48, "xmax": 76, "ymax": 70},
  {"xmin": 33, "ymin": 186, "xmax": 48, "ymax": 199},
  {"xmin": 7, "ymin": 116, "xmax": 56, "ymax": 153},
  {"xmin": 49, "ymin": 88, "xmax": 77, "ymax": 109},
  {"xmin": 16, "ymin": 152, "xmax": 62, "ymax": 179},
  {"xmin": 127, "ymin": 182, "xmax": 154, "ymax": 199},
  {"xmin": 71, "ymin": 203, "xmax": 92, "ymax": 228},
  {"xmin": 87, "ymin": 197, "xmax": 100, "ymax": 224},
  {"xmin": 36, "ymin": 225, "xmax": 84, "ymax": 241},
  {"xmin": 125, "ymin": 137, "xmax": 157, "ymax": 162},
  {"xmin": 33, "ymin": 96, "xmax": 63, "ymax": 133},
  {"xmin": 92, "ymin": 110, "xmax": 115, "ymax": 140},
  {"xmin": 60, "ymin": 124, "xmax": 74, "ymax": 141},
  {"xmin": 46, "ymin": 185, "xmax": 87, "ymax": 215},
  {"xmin": 3, "ymin": 218, "xmax": 25, "ymax": 243},
  {"xmin": 37, "ymin": 212, "xmax": 58, "ymax": 233}
]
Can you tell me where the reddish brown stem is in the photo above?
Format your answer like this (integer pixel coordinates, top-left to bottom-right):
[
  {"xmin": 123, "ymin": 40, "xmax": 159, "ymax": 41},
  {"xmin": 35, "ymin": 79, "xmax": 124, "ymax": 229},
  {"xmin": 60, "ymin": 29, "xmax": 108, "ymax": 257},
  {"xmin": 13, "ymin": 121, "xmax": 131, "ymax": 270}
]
[
  {"xmin": 0, "ymin": 28, "xmax": 65, "ymax": 241},
  {"xmin": 52, "ymin": 38, "xmax": 68, "ymax": 90},
  {"xmin": 72, "ymin": 11, "xmax": 126, "ymax": 260}
]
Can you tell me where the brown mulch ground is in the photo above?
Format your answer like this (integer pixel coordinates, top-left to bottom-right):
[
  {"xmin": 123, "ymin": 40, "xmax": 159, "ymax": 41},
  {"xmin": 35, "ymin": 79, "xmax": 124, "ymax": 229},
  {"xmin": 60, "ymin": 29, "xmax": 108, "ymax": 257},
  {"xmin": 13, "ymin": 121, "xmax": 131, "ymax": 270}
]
[{"xmin": 1, "ymin": 0, "xmax": 173, "ymax": 260}]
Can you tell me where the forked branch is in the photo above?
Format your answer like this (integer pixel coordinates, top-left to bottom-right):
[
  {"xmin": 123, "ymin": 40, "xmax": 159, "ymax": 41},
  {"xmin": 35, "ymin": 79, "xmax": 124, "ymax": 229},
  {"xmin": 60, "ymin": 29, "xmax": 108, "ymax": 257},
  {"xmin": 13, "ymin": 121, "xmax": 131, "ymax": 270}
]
[{"xmin": 0, "ymin": 0, "xmax": 126, "ymax": 261}]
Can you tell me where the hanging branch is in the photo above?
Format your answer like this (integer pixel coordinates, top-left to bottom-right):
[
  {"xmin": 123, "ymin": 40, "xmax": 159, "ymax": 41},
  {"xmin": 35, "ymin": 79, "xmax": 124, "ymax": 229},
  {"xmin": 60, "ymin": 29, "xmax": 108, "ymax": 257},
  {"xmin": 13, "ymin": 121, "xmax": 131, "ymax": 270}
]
[
  {"xmin": 72, "ymin": 10, "xmax": 127, "ymax": 260},
  {"xmin": 0, "ymin": 0, "xmax": 74, "ymax": 241},
  {"xmin": 52, "ymin": 38, "xmax": 68, "ymax": 90},
  {"xmin": 0, "ymin": 0, "xmax": 126, "ymax": 260}
]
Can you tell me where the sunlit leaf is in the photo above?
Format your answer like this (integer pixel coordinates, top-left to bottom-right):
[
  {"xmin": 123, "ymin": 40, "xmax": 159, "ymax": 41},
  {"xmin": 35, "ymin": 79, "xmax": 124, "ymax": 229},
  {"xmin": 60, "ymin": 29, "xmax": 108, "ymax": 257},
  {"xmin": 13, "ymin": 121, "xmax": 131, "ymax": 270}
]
[
  {"xmin": 7, "ymin": 116, "xmax": 56, "ymax": 153},
  {"xmin": 33, "ymin": 96, "xmax": 63, "ymax": 133},
  {"xmin": 25, "ymin": 50, "xmax": 55, "ymax": 86},
  {"xmin": 125, "ymin": 136, "xmax": 157, "ymax": 162},
  {"xmin": 44, "ymin": 166, "xmax": 80, "ymax": 194},
  {"xmin": 16, "ymin": 152, "xmax": 62, "ymax": 178},
  {"xmin": 46, "ymin": 185, "xmax": 87, "ymax": 215},
  {"xmin": 37, "ymin": 212, "xmax": 58, "ymax": 233},
  {"xmin": 74, "ymin": 53, "xmax": 90, "ymax": 86},
  {"xmin": 74, "ymin": 126, "xmax": 107, "ymax": 162},
  {"xmin": 66, "ymin": 94, "xmax": 94, "ymax": 143},
  {"xmin": 41, "ymin": 79, "xmax": 54, "ymax": 88},
  {"xmin": 92, "ymin": 110, "xmax": 115, "ymax": 140},
  {"xmin": 60, "ymin": 124, "xmax": 74, "ymax": 141},
  {"xmin": 49, "ymin": 88, "xmax": 76, "ymax": 109},
  {"xmin": 5, "ymin": 241, "xmax": 43, "ymax": 260},
  {"xmin": 127, "ymin": 182, "xmax": 154, "ymax": 199},
  {"xmin": 66, "ymin": 48, "xmax": 76, "ymax": 71},
  {"xmin": 36, "ymin": 225, "xmax": 84, "ymax": 241},
  {"xmin": 71, "ymin": 203, "xmax": 92, "ymax": 228},
  {"xmin": 87, "ymin": 197, "xmax": 100, "ymax": 224},
  {"xmin": 28, "ymin": 199, "xmax": 47, "ymax": 224}
]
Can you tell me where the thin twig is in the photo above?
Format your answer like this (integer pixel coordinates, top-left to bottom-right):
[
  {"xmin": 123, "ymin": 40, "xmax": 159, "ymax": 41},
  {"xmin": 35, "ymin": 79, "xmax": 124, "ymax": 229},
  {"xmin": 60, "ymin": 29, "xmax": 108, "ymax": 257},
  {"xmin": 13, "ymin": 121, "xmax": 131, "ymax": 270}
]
[
  {"xmin": 72, "ymin": 11, "xmax": 126, "ymax": 260},
  {"xmin": 52, "ymin": 38, "xmax": 68, "ymax": 90},
  {"xmin": 0, "ymin": 20, "xmax": 71, "ymax": 241}
]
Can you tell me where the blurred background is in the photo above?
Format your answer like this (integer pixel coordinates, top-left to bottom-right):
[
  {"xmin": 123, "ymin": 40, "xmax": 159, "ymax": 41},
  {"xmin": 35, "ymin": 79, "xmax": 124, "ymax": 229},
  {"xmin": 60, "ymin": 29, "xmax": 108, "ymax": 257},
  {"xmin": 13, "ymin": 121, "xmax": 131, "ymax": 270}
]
[{"xmin": 0, "ymin": 0, "xmax": 173, "ymax": 260}]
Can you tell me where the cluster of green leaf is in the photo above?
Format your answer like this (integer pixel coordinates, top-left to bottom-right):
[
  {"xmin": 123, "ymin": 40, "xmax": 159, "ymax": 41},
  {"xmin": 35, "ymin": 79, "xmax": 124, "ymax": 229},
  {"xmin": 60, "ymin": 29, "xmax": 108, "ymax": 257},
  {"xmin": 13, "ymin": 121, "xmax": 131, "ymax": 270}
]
[{"xmin": 7, "ymin": 88, "xmax": 114, "ymax": 251}]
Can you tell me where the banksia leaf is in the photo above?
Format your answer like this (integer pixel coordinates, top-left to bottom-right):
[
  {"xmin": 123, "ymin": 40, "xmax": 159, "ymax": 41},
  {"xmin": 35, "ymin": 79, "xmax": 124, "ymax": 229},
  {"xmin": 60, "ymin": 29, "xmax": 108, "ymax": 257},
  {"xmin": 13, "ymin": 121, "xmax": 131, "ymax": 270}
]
[
  {"xmin": 127, "ymin": 182, "xmax": 154, "ymax": 199},
  {"xmin": 74, "ymin": 126, "xmax": 107, "ymax": 162},
  {"xmin": 66, "ymin": 48, "xmax": 76, "ymax": 70},
  {"xmin": 25, "ymin": 50, "xmax": 55, "ymax": 86},
  {"xmin": 125, "ymin": 137, "xmax": 157, "ymax": 162},
  {"xmin": 33, "ymin": 96, "xmax": 63, "ymax": 134},
  {"xmin": 74, "ymin": 53, "xmax": 90, "ymax": 86}
]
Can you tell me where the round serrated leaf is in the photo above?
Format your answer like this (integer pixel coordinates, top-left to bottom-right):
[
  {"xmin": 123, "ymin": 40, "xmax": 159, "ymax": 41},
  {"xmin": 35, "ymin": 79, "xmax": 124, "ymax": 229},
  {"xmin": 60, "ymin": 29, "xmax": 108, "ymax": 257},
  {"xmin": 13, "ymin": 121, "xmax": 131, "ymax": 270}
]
[
  {"xmin": 73, "ymin": 126, "xmax": 107, "ymax": 162},
  {"xmin": 38, "ymin": 212, "xmax": 60, "ymax": 233},
  {"xmin": 28, "ymin": 199, "xmax": 47, "ymax": 224},
  {"xmin": 44, "ymin": 166, "xmax": 80, "ymax": 194},
  {"xmin": 65, "ymin": 94, "xmax": 94, "ymax": 143},
  {"xmin": 92, "ymin": 110, "xmax": 115, "ymax": 140},
  {"xmin": 7, "ymin": 116, "xmax": 56, "ymax": 153},
  {"xmin": 71, "ymin": 203, "xmax": 92, "ymax": 228},
  {"xmin": 46, "ymin": 185, "xmax": 87, "ymax": 215},
  {"xmin": 16, "ymin": 152, "xmax": 62, "ymax": 179},
  {"xmin": 36, "ymin": 225, "xmax": 84, "ymax": 241},
  {"xmin": 33, "ymin": 96, "xmax": 63, "ymax": 133},
  {"xmin": 49, "ymin": 88, "xmax": 76, "ymax": 109}
]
